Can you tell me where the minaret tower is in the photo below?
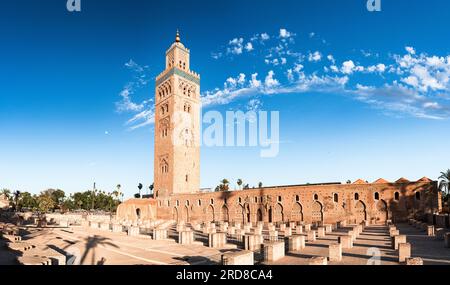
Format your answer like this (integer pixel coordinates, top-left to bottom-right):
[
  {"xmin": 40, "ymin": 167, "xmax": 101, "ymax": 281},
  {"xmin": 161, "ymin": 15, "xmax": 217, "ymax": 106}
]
[{"xmin": 154, "ymin": 31, "xmax": 201, "ymax": 197}]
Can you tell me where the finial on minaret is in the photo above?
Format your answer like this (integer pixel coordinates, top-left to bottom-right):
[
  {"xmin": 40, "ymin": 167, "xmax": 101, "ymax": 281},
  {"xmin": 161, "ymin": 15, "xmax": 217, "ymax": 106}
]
[{"xmin": 175, "ymin": 29, "xmax": 181, "ymax": 43}]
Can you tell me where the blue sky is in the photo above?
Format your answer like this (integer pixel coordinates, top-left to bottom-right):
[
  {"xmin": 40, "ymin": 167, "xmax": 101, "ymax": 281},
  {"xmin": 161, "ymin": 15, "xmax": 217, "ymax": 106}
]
[{"xmin": 1, "ymin": 0, "xmax": 450, "ymax": 197}]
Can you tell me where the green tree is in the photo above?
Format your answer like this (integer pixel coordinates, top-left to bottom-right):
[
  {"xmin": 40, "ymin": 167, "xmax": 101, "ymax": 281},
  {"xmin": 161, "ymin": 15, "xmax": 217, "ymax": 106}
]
[
  {"xmin": 37, "ymin": 194, "xmax": 55, "ymax": 214},
  {"xmin": 41, "ymin": 189, "xmax": 65, "ymax": 210},
  {"xmin": 18, "ymin": 192, "xmax": 37, "ymax": 210},
  {"xmin": 258, "ymin": 182, "xmax": 263, "ymax": 188}
]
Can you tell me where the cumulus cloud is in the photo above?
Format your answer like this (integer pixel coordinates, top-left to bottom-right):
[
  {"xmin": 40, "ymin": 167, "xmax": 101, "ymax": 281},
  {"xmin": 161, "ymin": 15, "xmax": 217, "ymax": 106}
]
[
  {"xmin": 264, "ymin": 70, "xmax": 279, "ymax": 88},
  {"xmin": 206, "ymin": 35, "xmax": 450, "ymax": 120},
  {"xmin": 261, "ymin": 33, "xmax": 270, "ymax": 41},
  {"xmin": 245, "ymin": 42, "xmax": 254, "ymax": 52},
  {"xmin": 405, "ymin": 46, "xmax": 416, "ymax": 55},
  {"xmin": 279, "ymin": 28, "xmax": 292, "ymax": 38},
  {"xmin": 308, "ymin": 51, "xmax": 322, "ymax": 62}
]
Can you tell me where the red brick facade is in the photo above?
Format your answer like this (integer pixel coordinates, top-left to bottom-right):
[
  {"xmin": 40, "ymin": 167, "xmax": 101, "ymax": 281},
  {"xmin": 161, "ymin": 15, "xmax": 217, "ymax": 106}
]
[{"xmin": 155, "ymin": 179, "xmax": 441, "ymax": 225}]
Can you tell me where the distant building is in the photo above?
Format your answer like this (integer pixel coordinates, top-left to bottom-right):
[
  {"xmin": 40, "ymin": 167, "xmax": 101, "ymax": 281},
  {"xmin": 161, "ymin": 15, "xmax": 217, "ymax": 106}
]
[
  {"xmin": 0, "ymin": 194, "xmax": 10, "ymax": 210},
  {"xmin": 117, "ymin": 32, "xmax": 441, "ymax": 225}
]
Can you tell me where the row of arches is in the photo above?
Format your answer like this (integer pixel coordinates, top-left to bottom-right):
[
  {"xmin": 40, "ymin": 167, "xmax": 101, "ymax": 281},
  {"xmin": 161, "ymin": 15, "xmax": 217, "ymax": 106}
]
[
  {"xmin": 179, "ymin": 80, "xmax": 196, "ymax": 98},
  {"xmin": 158, "ymin": 81, "xmax": 172, "ymax": 99},
  {"xmin": 171, "ymin": 199, "xmax": 389, "ymax": 224}
]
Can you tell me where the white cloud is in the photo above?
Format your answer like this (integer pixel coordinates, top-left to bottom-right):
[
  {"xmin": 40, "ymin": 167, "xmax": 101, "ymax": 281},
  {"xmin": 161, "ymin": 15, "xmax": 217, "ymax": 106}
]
[
  {"xmin": 228, "ymin": 38, "xmax": 244, "ymax": 55},
  {"xmin": 245, "ymin": 42, "xmax": 254, "ymax": 52},
  {"xmin": 327, "ymin": 55, "xmax": 335, "ymax": 64},
  {"xmin": 250, "ymin": 73, "xmax": 262, "ymax": 88},
  {"xmin": 201, "ymin": 32, "xmax": 450, "ymax": 121},
  {"xmin": 294, "ymin": 63, "xmax": 304, "ymax": 73},
  {"xmin": 211, "ymin": 52, "xmax": 223, "ymax": 59},
  {"xmin": 287, "ymin": 69, "xmax": 294, "ymax": 82},
  {"xmin": 126, "ymin": 108, "xmax": 155, "ymax": 130},
  {"xmin": 279, "ymin": 28, "xmax": 292, "ymax": 38},
  {"xmin": 423, "ymin": 102, "xmax": 441, "ymax": 109},
  {"xmin": 308, "ymin": 51, "xmax": 322, "ymax": 62},
  {"xmin": 405, "ymin": 46, "xmax": 416, "ymax": 55},
  {"xmin": 341, "ymin": 60, "xmax": 356, "ymax": 74},
  {"xmin": 246, "ymin": 98, "xmax": 263, "ymax": 112},
  {"xmin": 367, "ymin": 63, "xmax": 386, "ymax": 73},
  {"xmin": 330, "ymin": 65, "xmax": 339, "ymax": 73},
  {"xmin": 237, "ymin": 73, "xmax": 246, "ymax": 85},
  {"xmin": 265, "ymin": 70, "xmax": 279, "ymax": 88},
  {"xmin": 261, "ymin": 33, "xmax": 270, "ymax": 41}
]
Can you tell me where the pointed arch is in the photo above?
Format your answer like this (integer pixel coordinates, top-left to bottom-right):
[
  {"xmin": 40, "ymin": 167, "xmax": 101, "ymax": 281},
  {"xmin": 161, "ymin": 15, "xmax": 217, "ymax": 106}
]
[
  {"xmin": 291, "ymin": 202, "xmax": 304, "ymax": 222},
  {"xmin": 183, "ymin": 206, "xmax": 190, "ymax": 223},
  {"xmin": 206, "ymin": 205, "xmax": 215, "ymax": 222},
  {"xmin": 272, "ymin": 203, "xmax": 284, "ymax": 223},
  {"xmin": 257, "ymin": 208, "xmax": 263, "ymax": 222},
  {"xmin": 311, "ymin": 201, "xmax": 323, "ymax": 224},
  {"xmin": 375, "ymin": 200, "xmax": 388, "ymax": 224},
  {"xmin": 354, "ymin": 200, "xmax": 367, "ymax": 223},
  {"xmin": 220, "ymin": 205, "xmax": 229, "ymax": 222},
  {"xmin": 172, "ymin": 207, "xmax": 179, "ymax": 222},
  {"xmin": 234, "ymin": 205, "xmax": 245, "ymax": 224}
]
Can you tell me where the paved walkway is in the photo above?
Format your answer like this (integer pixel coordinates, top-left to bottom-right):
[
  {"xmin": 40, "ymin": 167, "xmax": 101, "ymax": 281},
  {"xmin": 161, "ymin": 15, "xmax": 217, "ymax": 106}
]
[{"xmin": 1, "ymin": 223, "xmax": 449, "ymax": 265}]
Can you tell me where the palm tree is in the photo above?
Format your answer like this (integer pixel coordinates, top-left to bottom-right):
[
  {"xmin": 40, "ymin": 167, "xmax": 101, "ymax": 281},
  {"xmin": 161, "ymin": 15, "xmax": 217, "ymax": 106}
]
[
  {"xmin": 138, "ymin": 183, "xmax": 143, "ymax": 197},
  {"xmin": 1, "ymin": 189, "xmax": 11, "ymax": 201},
  {"xmin": 220, "ymin": 179, "xmax": 230, "ymax": 191},
  {"xmin": 439, "ymin": 170, "xmax": 450, "ymax": 195},
  {"xmin": 13, "ymin": 190, "xmax": 21, "ymax": 212},
  {"xmin": 258, "ymin": 182, "xmax": 263, "ymax": 188},
  {"xmin": 149, "ymin": 183, "xmax": 154, "ymax": 195},
  {"xmin": 237, "ymin": 179, "xmax": 243, "ymax": 190}
]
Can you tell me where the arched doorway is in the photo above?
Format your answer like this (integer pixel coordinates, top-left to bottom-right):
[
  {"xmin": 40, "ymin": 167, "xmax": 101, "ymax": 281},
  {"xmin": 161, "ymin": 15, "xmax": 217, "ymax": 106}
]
[
  {"xmin": 257, "ymin": 209, "xmax": 263, "ymax": 222},
  {"xmin": 268, "ymin": 208, "xmax": 273, "ymax": 223},
  {"xmin": 291, "ymin": 203, "xmax": 303, "ymax": 222},
  {"xmin": 234, "ymin": 205, "xmax": 245, "ymax": 224},
  {"xmin": 206, "ymin": 205, "xmax": 215, "ymax": 222},
  {"xmin": 183, "ymin": 206, "xmax": 190, "ymax": 223},
  {"xmin": 311, "ymin": 201, "xmax": 323, "ymax": 224},
  {"xmin": 273, "ymin": 203, "xmax": 284, "ymax": 223},
  {"xmin": 172, "ymin": 207, "xmax": 179, "ymax": 222},
  {"xmin": 355, "ymin": 201, "xmax": 367, "ymax": 223},
  {"xmin": 375, "ymin": 200, "xmax": 388, "ymax": 224},
  {"xmin": 220, "ymin": 205, "xmax": 229, "ymax": 222}
]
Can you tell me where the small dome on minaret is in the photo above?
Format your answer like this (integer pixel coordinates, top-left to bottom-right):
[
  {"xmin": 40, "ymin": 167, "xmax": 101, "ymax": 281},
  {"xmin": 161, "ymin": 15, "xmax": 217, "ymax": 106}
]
[{"xmin": 175, "ymin": 29, "xmax": 181, "ymax": 43}]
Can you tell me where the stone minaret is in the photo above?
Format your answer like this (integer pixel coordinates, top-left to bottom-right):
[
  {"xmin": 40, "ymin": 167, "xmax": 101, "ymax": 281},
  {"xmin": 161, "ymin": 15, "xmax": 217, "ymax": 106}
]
[{"xmin": 154, "ymin": 31, "xmax": 201, "ymax": 197}]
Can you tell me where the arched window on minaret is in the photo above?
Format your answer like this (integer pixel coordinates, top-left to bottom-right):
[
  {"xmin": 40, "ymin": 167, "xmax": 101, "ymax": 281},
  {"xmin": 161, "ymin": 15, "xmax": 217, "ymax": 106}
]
[{"xmin": 161, "ymin": 159, "xmax": 169, "ymax": 174}]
